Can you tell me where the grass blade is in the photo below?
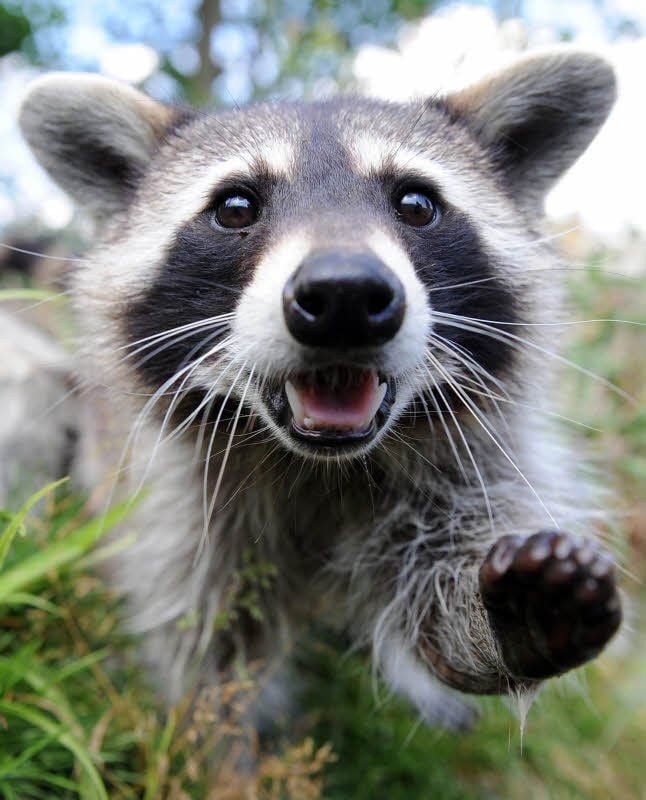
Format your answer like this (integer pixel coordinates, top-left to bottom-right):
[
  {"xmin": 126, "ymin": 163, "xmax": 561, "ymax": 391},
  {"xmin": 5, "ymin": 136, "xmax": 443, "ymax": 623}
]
[
  {"xmin": 0, "ymin": 501, "xmax": 132, "ymax": 604},
  {"xmin": 0, "ymin": 700, "xmax": 108, "ymax": 800},
  {"xmin": 0, "ymin": 479, "xmax": 68, "ymax": 570}
]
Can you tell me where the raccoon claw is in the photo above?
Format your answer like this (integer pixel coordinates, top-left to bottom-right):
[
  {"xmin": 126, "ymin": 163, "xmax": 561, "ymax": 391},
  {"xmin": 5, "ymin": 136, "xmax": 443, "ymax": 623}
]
[{"xmin": 479, "ymin": 530, "xmax": 622, "ymax": 680}]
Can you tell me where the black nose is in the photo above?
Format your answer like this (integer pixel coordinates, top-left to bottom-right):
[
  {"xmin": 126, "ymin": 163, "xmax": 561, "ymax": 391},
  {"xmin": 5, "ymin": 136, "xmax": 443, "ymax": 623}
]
[{"xmin": 283, "ymin": 251, "xmax": 406, "ymax": 348}]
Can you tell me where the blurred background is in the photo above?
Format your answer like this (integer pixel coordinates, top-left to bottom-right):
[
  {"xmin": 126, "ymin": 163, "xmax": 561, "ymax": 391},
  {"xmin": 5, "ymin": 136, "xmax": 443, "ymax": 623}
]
[
  {"xmin": 0, "ymin": 2, "xmax": 644, "ymax": 799},
  {"xmin": 1, "ymin": 0, "xmax": 646, "ymax": 248}
]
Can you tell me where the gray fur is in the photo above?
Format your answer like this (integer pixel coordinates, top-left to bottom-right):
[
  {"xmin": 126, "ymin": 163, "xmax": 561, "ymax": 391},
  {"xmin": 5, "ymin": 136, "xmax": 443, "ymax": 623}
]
[
  {"xmin": 14, "ymin": 52, "xmax": 619, "ymax": 728},
  {"xmin": 447, "ymin": 51, "xmax": 617, "ymax": 211},
  {"xmin": 0, "ymin": 310, "xmax": 76, "ymax": 506},
  {"xmin": 19, "ymin": 73, "xmax": 173, "ymax": 222}
]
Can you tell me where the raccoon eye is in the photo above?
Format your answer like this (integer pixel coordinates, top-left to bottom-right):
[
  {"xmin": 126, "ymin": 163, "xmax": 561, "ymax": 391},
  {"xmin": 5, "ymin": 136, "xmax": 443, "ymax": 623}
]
[
  {"xmin": 394, "ymin": 190, "xmax": 439, "ymax": 227},
  {"xmin": 213, "ymin": 191, "xmax": 259, "ymax": 229}
]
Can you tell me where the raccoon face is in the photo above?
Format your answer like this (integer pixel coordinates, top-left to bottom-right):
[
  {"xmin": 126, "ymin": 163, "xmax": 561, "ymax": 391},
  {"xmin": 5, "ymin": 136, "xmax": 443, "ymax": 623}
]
[{"xmin": 20, "ymin": 55, "xmax": 615, "ymax": 461}]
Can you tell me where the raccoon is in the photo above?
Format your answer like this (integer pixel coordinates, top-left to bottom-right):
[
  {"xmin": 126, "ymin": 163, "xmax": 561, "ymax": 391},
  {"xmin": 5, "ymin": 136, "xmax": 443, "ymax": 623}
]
[{"xmin": 18, "ymin": 51, "xmax": 622, "ymax": 729}]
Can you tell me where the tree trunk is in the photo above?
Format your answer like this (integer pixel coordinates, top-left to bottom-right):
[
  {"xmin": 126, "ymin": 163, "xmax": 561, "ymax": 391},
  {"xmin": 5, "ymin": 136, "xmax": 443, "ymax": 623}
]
[{"xmin": 192, "ymin": 0, "xmax": 222, "ymax": 106}]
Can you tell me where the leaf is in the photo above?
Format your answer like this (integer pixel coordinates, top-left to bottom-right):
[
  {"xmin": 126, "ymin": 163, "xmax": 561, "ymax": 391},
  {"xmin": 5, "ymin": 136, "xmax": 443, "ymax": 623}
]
[
  {"xmin": 1, "ymin": 592, "xmax": 61, "ymax": 615},
  {"xmin": 53, "ymin": 650, "xmax": 109, "ymax": 684},
  {"xmin": 0, "ymin": 700, "xmax": 108, "ymax": 800},
  {"xmin": 0, "ymin": 500, "xmax": 132, "ymax": 605},
  {"xmin": 0, "ymin": 289, "xmax": 60, "ymax": 302},
  {"xmin": 0, "ymin": 479, "xmax": 68, "ymax": 571}
]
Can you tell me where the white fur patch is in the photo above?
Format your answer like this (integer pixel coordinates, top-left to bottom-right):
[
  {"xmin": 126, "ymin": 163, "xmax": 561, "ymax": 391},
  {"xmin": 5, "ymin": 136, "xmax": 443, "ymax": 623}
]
[
  {"xmin": 367, "ymin": 228, "xmax": 431, "ymax": 369},
  {"xmin": 348, "ymin": 133, "xmax": 391, "ymax": 176},
  {"xmin": 350, "ymin": 133, "xmax": 529, "ymax": 277},
  {"xmin": 391, "ymin": 150, "xmax": 476, "ymax": 211},
  {"xmin": 257, "ymin": 139, "xmax": 296, "ymax": 179},
  {"xmin": 379, "ymin": 636, "xmax": 476, "ymax": 729},
  {"xmin": 103, "ymin": 148, "xmax": 299, "ymax": 295},
  {"xmin": 98, "ymin": 156, "xmax": 255, "ymax": 290},
  {"xmin": 162, "ymin": 156, "xmax": 253, "ymax": 234},
  {"xmin": 230, "ymin": 231, "xmax": 313, "ymax": 376},
  {"xmin": 351, "ymin": 133, "xmax": 474, "ymax": 211},
  {"xmin": 231, "ymin": 225, "xmax": 430, "ymax": 382}
]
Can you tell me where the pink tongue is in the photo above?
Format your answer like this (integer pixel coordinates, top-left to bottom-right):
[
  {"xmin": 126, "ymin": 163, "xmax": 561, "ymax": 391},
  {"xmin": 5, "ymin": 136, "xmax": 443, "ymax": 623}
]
[{"xmin": 297, "ymin": 371, "xmax": 378, "ymax": 430}]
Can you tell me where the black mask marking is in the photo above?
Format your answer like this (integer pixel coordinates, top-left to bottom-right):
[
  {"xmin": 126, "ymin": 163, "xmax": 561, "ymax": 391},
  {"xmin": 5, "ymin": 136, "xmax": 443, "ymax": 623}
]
[
  {"xmin": 124, "ymin": 209, "xmax": 268, "ymax": 394},
  {"xmin": 408, "ymin": 206, "xmax": 519, "ymax": 377}
]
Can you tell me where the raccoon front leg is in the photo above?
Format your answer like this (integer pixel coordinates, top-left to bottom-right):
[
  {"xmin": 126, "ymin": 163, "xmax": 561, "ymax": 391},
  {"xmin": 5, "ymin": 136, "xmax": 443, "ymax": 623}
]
[{"xmin": 414, "ymin": 530, "xmax": 622, "ymax": 694}]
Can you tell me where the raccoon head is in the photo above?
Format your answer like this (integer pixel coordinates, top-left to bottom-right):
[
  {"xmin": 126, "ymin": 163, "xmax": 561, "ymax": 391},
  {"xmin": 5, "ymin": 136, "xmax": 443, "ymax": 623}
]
[{"xmin": 20, "ymin": 54, "xmax": 615, "ymax": 461}]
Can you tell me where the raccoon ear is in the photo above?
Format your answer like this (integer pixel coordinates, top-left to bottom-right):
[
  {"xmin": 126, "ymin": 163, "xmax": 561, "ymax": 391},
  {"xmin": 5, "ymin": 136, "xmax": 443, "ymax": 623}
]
[
  {"xmin": 19, "ymin": 72, "xmax": 180, "ymax": 220},
  {"xmin": 445, "ymin": 52, "xmax": 617, "ymax": 211}
]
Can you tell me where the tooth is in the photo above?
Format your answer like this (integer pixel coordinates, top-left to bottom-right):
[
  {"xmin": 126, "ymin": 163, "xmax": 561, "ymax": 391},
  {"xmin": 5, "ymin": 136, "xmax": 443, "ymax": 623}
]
[
  {"xmin": 285, "ymin": 380, "xmax": 305, "ymax": 424},
  {"xmin": 303, "ymin": 416, "xmax": 315, "ymax": 429},
  {"xmin": 363, "ymin": 382, "xmax": 387, "ymax": 427}
]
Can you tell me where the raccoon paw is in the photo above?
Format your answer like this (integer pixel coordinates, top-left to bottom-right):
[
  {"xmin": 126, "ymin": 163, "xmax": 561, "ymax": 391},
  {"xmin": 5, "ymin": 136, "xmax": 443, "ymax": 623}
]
[{"xmin": 479, "ymin": 530, "xmax": 622, "ymax": 680}]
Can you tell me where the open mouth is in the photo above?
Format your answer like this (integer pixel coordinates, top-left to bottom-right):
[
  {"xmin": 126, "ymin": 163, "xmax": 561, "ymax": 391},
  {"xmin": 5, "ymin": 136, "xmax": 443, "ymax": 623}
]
[{"xmin": 282, "ymin": 366, "xmax": 391, "ymax": 448}]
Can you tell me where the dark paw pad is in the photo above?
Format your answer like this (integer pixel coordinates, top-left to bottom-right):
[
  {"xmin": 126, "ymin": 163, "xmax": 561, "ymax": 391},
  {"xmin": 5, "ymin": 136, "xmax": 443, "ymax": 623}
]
[{"xmin": 479, "ymin": 531, "xmax": 622, "ymax": 680}]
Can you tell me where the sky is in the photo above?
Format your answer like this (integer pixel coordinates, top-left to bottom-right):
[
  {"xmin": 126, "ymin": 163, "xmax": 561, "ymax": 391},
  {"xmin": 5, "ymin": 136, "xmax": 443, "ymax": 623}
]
[{"xmin": 1, "ymin": 0, "xmax": 646, "ymax": 249}]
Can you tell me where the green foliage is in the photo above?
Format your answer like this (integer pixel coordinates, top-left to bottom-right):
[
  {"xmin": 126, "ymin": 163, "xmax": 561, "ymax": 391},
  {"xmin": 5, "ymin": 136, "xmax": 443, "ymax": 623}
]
[
  {"xmin": 0, "ymin": 0, "xmax": 441, "ymax": 106},
  {"xmin": 248, "ymin": 0, "xmax": 442, "ymax": 102},
  {"xmin": 0, "ymin": 484, "xmax": 118, "ymax": 799},
  {"xmin": 0, "ymin": 1, "xmax": 66, "ymax": 62},
  {"xmin": 212, "ymin": 547, "xmax": 278, "ymax": 633},
  {"xmin": 565, "ymin": 262, "xmax": 646, "ymax": 502},
  {"xmin": 299, "ymin": 640, "xmax": 480, "ymax": 800},
  {"xmin": 0, "ymin": 3, "xmax": 31, "ymax": 58},
  {"xmin": 0, "ymin": 489, "xmax": 331, "ymax": 799},
  {"xmin": 299, "ymin": 634, "xmax": 645, "ymax": 800},
  {"xmin": 0, "ymin": 288, "xmax": 61, "ymax": 303}
]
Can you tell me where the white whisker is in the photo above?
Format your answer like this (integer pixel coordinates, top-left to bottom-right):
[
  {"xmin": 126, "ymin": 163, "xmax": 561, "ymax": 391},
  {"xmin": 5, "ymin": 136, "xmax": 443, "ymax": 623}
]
[
  {"xmin": 428, "ymin": 335, "xmax": 512, "ymax": 442},
  {"xmin": 421, "ymin": 364, "xmax": 495, "ymax": 533},
  {"xmin": 200, "ymin": 358, "xmax": 251, "ymax": 554},
  {"xmin": 431, "ymin": 311, "xmax": 638, "ymax": 405},
  {"xmin": 116, "ymin": 312, "xmax": 236, "ymax": 354},
  {"xmin": 203, "ymin": 365, "xmax": 256, "ymax": 554},
  {"xmin": 426, "ymin": 350, "xmax": 558, "ymax": 527},
  {"xmin": 0, "ymin": 241, "xmax": 88, "ymax": 263}
]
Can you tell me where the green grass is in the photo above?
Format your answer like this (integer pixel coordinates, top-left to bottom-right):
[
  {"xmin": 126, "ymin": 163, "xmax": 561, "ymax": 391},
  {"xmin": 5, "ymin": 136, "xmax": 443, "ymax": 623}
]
[
  {"xmin": 0, "ymin": 259, "xmax": 644, "ymax": 799},
  {"xmin": 0, "ymin": 489, "xmax": 334, "ymax": 798},
  {"xmin": 301, "ymin": 637, "xmax": 645, "ymax": 800}
]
